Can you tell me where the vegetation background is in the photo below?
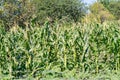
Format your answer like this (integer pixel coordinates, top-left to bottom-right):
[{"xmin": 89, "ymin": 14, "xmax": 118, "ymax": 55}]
[{"xmin": 0, "ymin": 0, "xmax": 120, "ymax": 79}]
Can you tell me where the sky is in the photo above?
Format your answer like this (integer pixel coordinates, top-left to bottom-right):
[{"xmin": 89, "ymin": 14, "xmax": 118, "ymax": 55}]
[{"xmin": 83, "ymin": 0, "xmax": 97, "ymax": 5}]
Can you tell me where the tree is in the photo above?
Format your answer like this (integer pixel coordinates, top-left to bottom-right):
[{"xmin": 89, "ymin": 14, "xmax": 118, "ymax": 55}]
[
  {"xmin": 99, "ymin": 0, "xmax": 120, "ymax": 20},
  {"xmin": 107, "ymin": 1, "xmax": 120, "ymax": 20},
  {"xmin": 89, "ymin": 2, "xmax": 115, "ymax": 23},
  {"xmin": 33, "ymin": 0, "xmax": 87, "ymax": 24},
  {"xmin": 0, "ymin": 0, "xmax": 35, "ymax": 30}
]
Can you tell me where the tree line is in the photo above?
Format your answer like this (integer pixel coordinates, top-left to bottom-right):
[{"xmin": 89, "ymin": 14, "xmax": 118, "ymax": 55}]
[{"xmin": 0, "ymin": 0, "xmax": 120, "ymax": 29}]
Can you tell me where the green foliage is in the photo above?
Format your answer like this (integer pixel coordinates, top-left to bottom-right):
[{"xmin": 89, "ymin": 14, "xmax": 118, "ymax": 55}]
[
  {"xmin": 107, "ymin": 1, "xmax": 120, "ymax": 20},
  {"xmin": 0, "ymin": 0, "xmax": 35, "ymax": 30},
  {"xmin": 89, "ymin": 2, "xmax": 115, "ymax": 23},
  {"xmin": 0, "ymin": 22, "xmax": 120, "ymax": 79},
  {"xmin": 99, "ymin": 0, "xmax": 120, "ymax": 20},
  {"xmin": 33, "ymin": 0, "xmax": 87, "ymax": 24}
]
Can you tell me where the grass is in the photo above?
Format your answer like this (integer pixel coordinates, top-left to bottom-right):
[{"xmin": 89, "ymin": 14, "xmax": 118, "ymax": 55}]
[{"xmin": 0, "ymin": 22, "xmax": 120, "ymax": 80}]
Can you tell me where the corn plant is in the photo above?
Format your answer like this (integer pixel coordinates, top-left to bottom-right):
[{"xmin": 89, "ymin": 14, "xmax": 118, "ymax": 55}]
[{"xmin": 0, "ymin": 22, "xmax": 120, "ymax": 79}]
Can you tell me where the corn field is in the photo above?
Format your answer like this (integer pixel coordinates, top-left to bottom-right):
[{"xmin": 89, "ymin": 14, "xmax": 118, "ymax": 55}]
[{"xmin": 0, "ymin": 22, "xmax": 120, "ymax": 80}]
